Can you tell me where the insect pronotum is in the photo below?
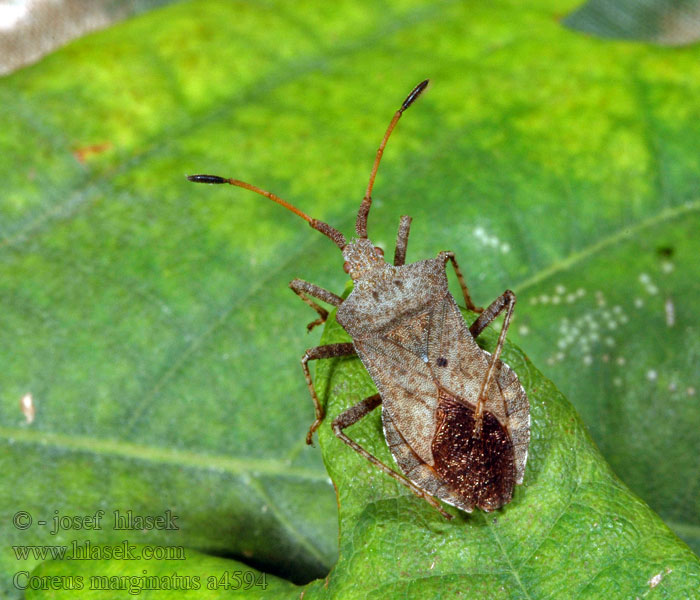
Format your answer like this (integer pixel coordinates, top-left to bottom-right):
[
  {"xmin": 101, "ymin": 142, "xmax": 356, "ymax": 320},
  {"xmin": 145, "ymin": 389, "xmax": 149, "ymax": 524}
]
[{"xmin": 188, "ymin": 80, "xmax": 530, "ymax": 519}]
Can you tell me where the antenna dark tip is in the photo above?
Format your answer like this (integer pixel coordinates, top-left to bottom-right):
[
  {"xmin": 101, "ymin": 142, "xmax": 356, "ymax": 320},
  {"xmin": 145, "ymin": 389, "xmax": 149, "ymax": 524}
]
[
  {"xmin": 187, "ymin": 174, "xmax": 229, "ymax": 184},
  {"xmin": 401, "ymin": 79, "xmax": 429, "ymax": 111}
]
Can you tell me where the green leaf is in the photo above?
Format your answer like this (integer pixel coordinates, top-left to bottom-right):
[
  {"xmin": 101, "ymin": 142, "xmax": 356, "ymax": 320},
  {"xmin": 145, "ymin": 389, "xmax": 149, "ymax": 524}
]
[
  {"xmin": 2, "ymin": 0, "xmax": 700, "ymax": 596},
  {"xmin": 305, "ymin": 304, "xmax": 700, "ymax": 597}
]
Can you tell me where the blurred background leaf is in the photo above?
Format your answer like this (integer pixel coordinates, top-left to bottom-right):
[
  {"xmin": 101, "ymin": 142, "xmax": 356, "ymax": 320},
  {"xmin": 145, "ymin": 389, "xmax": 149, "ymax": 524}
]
[
  {"xmin": 564, "ymin": 0, "xmax": 700, "ymax": 46},
  {"xmin": 26, "ymin": 550, "xmax": 298, "ymax": 599},
  {"xmin": 0, "ymin": 0, "xmax": 181, "ymax": 75},
  {"xmin": 27, "ymin": 310, "xmax": 700, "ymax": 597},
  {"xmin": 1, "ymin": 0, "xmax": 699, "ymax": 596}
]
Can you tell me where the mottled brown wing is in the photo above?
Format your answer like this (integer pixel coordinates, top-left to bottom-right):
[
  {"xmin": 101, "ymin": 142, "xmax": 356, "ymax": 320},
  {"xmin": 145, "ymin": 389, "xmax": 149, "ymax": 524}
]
[{"xmin": 353, "ymin": 309, "xmax": 438, "ymax": 465}]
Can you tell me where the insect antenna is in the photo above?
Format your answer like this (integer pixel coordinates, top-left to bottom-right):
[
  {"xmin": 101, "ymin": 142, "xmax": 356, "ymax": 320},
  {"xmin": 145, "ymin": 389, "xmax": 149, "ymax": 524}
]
[
  {"xmin": 356, "ymin": 79, "xmax": 429, "ymax": 239},
  {"xmin": 187, "ymin": 175, "xmax": 347, "ymax": 249}
]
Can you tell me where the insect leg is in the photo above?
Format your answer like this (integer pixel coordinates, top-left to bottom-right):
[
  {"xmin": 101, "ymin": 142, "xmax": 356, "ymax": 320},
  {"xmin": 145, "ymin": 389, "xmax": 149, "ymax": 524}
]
[
  {"xmin": 469, "ymin": 290, "xmax": 517, "ymax": 434},
  {"xmin": 301, "ymin": 343, "xmax": 356, "ymax": 444},
  {"xmin": 468, "ymin": 289, "xmax": 516, "ymax": 338},
  {"xmin": 393, "ymin": 215, "xmax": 412, "ymax": 266},
  {"xmin": 333, "ymin": 395, "xmax": 453, "ymax": 519},
  {"xmin": 439, "ymin": 251, "xmax": 483, "ymax": 313},
  {"xmin": 289, "ymin": 279, "xmax": 344, "ymax": 332}
]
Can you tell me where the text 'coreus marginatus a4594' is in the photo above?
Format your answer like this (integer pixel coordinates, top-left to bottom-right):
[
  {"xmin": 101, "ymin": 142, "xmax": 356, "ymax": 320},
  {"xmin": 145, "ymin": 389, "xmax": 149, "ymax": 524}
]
[{"xmin": 188, "ymin": 80, "xmax": 530, "ymax": 519}]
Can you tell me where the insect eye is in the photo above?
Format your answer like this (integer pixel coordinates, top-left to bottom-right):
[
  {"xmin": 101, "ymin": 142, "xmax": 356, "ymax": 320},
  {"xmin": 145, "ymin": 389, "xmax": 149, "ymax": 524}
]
[
  {"xmin": 374, "ymin": 246, "xmax": 384, "ymax": 258},
  {"xmin": 343, "ymin": 262, "xmax": 351, "ymax": 274}
]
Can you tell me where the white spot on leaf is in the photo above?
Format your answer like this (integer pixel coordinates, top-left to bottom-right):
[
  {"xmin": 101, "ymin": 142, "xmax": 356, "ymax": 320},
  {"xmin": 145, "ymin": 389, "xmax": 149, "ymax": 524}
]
[
  {"xmin": 20, "ymin": 393, "xmax": 35, "ymax": 424},
  {"xmin": 665, "ymin": 298, "xmax": 675, "ymax": 327}
]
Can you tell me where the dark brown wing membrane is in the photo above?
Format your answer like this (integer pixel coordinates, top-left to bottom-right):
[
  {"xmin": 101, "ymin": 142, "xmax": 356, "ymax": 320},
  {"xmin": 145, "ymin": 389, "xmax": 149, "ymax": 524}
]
[{"xmin": 432, "ymin": 391, "xmax": 516, "ymax": 511}]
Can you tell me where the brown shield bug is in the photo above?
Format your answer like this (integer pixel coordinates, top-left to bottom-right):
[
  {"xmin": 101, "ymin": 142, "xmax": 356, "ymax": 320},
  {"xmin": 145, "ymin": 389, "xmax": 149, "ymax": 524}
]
[{"xmin": 188, "ymin": 80, "xmax": 530, "ymax": 519}]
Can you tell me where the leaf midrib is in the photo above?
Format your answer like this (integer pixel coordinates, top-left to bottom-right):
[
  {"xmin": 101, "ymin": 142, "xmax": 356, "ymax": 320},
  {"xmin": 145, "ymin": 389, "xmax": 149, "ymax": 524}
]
[
  {"xmin": 515, "ymin": 200, "xmax": 700, "ymax": 294},
  {"xmin": 0, "ymin": 425, "xmax": 328, "ymax": 481}
]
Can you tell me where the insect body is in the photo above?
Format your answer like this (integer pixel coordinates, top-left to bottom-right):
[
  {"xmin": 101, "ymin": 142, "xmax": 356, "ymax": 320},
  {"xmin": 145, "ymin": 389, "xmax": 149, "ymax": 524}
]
[{"xmin": 188, "ymin": 80, "xmax": 530, "ymax": 519}]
